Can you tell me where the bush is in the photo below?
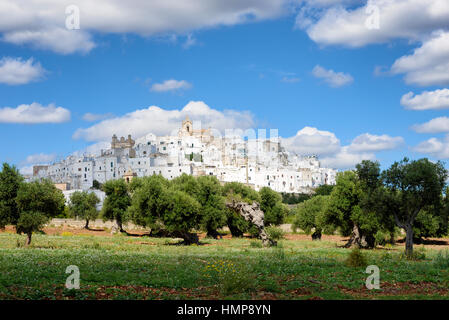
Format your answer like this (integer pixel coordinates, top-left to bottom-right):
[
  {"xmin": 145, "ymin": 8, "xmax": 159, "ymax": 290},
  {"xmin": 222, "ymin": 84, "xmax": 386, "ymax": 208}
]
[
  {"xmin": 265, "ymin": 226, "xmax": 285, "ymax": 241},
  {"xmin": 345, "ymin": 248, "xmax": 368, "ymax": 267}
]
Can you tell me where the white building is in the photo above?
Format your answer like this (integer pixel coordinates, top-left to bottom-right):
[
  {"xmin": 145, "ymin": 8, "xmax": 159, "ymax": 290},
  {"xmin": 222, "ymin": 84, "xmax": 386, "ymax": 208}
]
[{"xmin": 34, "ymin": 117, "xmax": 336, "ymax": 194}]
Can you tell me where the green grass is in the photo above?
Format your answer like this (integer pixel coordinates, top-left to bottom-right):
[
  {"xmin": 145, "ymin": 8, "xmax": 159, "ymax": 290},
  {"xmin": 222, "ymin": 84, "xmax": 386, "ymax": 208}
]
[{"xmin": 0, "ymin": 232, "xmax": 449, "ymax": 300}]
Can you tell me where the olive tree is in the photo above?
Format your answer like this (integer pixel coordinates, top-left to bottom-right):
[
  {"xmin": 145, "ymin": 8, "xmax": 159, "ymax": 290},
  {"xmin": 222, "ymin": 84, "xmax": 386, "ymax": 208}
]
[
  {"xmin": 15, "ymin": 179, "xmax": 65, "ymax": 245},
  {"xmin": 383, "ymin": 158, "xmax": 447, "ymax": 257},
  {"xmin": 69, "ymin": 191, "xmax": 100, "ymax": 229},
  {"xmin": 128, "ymin": 175, "xmax": 201, "ymax": 244},
  {"xmin": 222, "ymin": 182, "xmax": 261, "ymax": 237},
  {"xmin": 101, "ymin": 179, "xmax": 131, "ymax": 232},
  {"xmin": 292, "ymin": 195, "xmax": 332, "ymax": 240},
  {"xmin": 259, "ymin": 187, "xmax": 287, "ymax": 226}
]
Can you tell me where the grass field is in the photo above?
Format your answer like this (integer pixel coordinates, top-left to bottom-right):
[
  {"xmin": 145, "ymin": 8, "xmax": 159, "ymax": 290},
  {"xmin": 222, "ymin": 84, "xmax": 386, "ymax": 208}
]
[{"xmin": 1, "ymin": 227, "xmax": 449, "ymax": 300}]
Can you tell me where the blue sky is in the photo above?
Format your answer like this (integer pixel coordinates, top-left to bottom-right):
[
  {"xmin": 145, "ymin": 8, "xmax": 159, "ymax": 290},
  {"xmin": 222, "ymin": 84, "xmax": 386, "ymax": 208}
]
[{"xmin": 1, "ymin": 0, "xmax": 449, "ymax": 173}]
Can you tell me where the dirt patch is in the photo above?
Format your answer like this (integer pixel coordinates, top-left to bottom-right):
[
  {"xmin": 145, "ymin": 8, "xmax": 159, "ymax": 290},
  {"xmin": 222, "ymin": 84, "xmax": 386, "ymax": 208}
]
[{"xmin": 338, "ymin": 281, "xmax": 449, "ymax": 298}]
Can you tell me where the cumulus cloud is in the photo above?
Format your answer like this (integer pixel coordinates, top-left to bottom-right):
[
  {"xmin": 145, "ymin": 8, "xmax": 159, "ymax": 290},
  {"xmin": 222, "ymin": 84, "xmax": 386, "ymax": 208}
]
[
  {"xmin": 73, "ymin": 101, "xmax": 255, "ymax": 142},
  {"xmin": 3, "ymin": 28, "xmax": 95, "ymax": 55},
  {"xmin": 391, "ymin": 31, "xmax": 449, "ymax": 86},
  {"xmin": 348, "ymin": 133, "xmax": 404, "ymax": 152},
  {"xmin": 0, "ymin": 102, "xmax": 71, "ymax": 124},
  {"xmin": 0, "ymin": 57, "xmax": 45, "ymax": 85},
  {"xmin": 283, "ymin": 128, "xmax": 403, "ymax": 169},
  {"xmin": 82, "ymin": 112, "xmax": 114, "ymax": 122},
  {"xmin": 303, "ymin": 0, "xmax": 449, "ymax": 47},
  {"xmin": 413, "ymin": 135, "xmax": 449, "ymax": 159},
  {"xmin": 282, "ymin": 127, "xmax": 341, "ymax": 156},
  {"xmin": 312, "ymin": 65, "xmax": 353, "ymax": 87},
  {"xmin": 320, "ymin": 146, "xmax": 375, "ymax": 169},
  {"xmin": 150, "ymin": 79, "xmax": 193, "ymax": 92},
  {"xmin": 412, "ymin": 117, "xmax": 449, "ymax": 133},
  {"xmin": 401, "ymin": 89, "xmax": 449, "ymax": 110},
  {"xmin": 0, "ymin": 0, "xmax": 287, "ymax": 54}
]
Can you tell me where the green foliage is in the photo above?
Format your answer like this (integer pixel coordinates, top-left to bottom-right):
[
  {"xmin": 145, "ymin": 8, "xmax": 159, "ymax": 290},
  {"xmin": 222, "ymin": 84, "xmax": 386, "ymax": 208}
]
[
  {"xmin": 127, "ymin": 175, "xmax": 168, "ymax": 229},
  {"xmin": 345, "ymin": 248, "xmax": 367, "ymax": 267},
  {"xmin": 159, "ymin": 189, "xmax": 201, "ymax": 234},
  {"xmin": 195, "ymin": 176, "xmax": 226, "ymax": 237},
  {"xmin": 0, "ymin": 163, "xmax": 24, "ymax": 228},
  {"xmin": 101, "ymin": 179, "xmax": 131, "ymax": 230},
  {"xmin": 259, "ymin": 187, "xmax": 287, "ymax": 226},
  {"xmin": 69, "ymin": 191, "xmax": 100, "ymax": 227},
  {"xmin": 325, "ymin": 171, "xmax": 363, "ymax": 237},
  {"xmin": 281, "ymin": 192, "xmax": 311, "ymax": 204},
  {"xmin": 314, "ymin": 184, "xmax": 334, "ymax": 196},
  {"xmin": 15, "ymin": 179, "xmax": 65, "ymax": 243},
  {"xmin": 129, "ymin": 175, "xmax": 201, "ymax": 243},
  {"xmin": 292, "ymin": 195, "xmax": 332, "ymax": 239},
  {"xmin": 265, "ymin": 226, "xmax": 285, "ymax": 241}
]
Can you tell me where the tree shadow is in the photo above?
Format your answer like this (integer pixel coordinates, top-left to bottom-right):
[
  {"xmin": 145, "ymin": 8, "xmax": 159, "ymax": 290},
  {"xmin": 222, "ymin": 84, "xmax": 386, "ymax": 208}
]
[{"xmin": 396, "ymin": 238, "xmax": 449, "ymax": 246}]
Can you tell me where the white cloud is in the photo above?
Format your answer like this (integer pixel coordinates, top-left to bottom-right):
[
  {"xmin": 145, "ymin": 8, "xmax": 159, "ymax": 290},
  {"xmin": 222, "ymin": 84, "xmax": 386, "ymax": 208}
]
[
  {"xmin": 0, "ymin": 102, "xmax": 71, "ymax": 124},
  {"xmin": 412, "ymin": 117, "xmax": 449, "ymax": 133},
  {"xmin": 3, "ymin": 28, "xmax": 95, "ymax": 55},
  {"xmin": 348, "ymin": 133, "xmax": 404, "ymax": 152},
  {"xmin": 0, "ymin": 57, "xmax": 45, "ymax": 85},
  {"xmin": 312, "ymin": 65, "xmax": 353, "ymax": 87},
  {"xmin": 413, "ymin": 135, "xmax": 449, "ymax": 159},
  {"xmin": 391, "ymin": 31, "xmax": 449, "ymax": 86},
  {"xmin": 320, "ymin": 146, "xmax": 375, "ymax": 169},
  {"xmin": 303, "ymin": 0, "xmax": 449, "ymax": 47},
  {"xmin": 82, "ymin": 112, "xmax": 114, "ymax": 122},
  {"xmin": 73, "ymin": 101, "xmax": 255, "ymax": 142},
  {"xmin": 150, "ymin": 79, "xmax": 193, "ymax": 92},
  {"xmin": 283, "ymin": 127, "xmax": 403, "ymax": 169},
  {"xmin": 401, "ymin": 89, "xmax": 449, "ymax": 110},
  {"xmin": 0, "ymin": 0, "xmax": 287, "ymax": 54},
  {"xmin": 282, "ymin": 127, "xmax": 341, "ymax": 156}
]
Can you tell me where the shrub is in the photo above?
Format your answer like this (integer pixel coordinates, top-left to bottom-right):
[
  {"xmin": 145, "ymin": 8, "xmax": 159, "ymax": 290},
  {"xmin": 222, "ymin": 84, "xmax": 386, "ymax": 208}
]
[
  {"xmin": 265, "ymin": 226, "xmax": 285, "ymax": 241},
  {"xmin": 345, "ymin": 248, "xmax": 367, "ymax": 267}
]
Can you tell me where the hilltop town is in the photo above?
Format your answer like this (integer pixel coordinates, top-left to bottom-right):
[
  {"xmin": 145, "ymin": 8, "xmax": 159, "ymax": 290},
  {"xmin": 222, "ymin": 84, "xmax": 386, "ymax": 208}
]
[{"xmin": 33, "ymin": 117, "xmax": 336, "ymax": 195}]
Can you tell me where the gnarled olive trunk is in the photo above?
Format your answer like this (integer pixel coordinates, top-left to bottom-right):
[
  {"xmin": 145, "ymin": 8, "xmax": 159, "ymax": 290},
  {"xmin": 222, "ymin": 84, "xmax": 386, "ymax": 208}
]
[
  {"xmin": 344, "ymin": 224, "xmax": 375, "ymax": 249},
  {"xmin": 225, "ymin": 200, "xmax": 276, "ymax": 247},
  {"xmin": 84, "ymin": 219, "xmax": 90, "ymax": 230}
]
